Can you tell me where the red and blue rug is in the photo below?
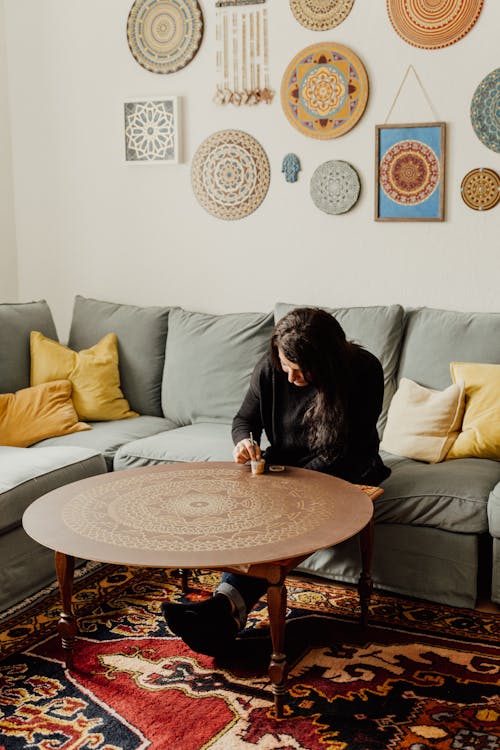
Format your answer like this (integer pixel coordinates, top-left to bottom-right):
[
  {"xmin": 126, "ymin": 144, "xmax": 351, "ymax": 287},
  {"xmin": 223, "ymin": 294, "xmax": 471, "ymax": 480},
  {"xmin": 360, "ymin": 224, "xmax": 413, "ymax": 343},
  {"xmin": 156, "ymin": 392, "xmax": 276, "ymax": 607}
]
[{"xmin": 0, "ymin": 565, "xmax": 499, "ymax": 749}]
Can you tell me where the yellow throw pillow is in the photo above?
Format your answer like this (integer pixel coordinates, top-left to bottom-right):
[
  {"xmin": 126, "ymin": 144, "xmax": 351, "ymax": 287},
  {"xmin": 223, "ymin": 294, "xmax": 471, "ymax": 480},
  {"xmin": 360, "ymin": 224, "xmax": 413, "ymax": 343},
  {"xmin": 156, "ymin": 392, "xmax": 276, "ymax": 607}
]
[
  {"xmin": 380, "ymin": 377, "xmax": 465, "ymax": 463},
  {"xmin": 30, "ymin": 331, "xmax": 138, "ymax": 421},
  {"xmin": 446, "ymin": 362, "xmax": 500, "ymax": 460},
  {"xmin": 0, "ymin": 380, "xmax": 91, "ymax": 447}
]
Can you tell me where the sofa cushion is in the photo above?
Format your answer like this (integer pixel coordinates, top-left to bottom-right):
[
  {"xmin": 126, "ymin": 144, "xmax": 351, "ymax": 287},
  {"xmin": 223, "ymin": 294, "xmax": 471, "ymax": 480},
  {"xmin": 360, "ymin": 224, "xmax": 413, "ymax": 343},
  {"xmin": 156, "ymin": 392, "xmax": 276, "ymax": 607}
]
[
  {"xmin": 113, "ymin": 423, "xmax": 235, "ymax": 469},
  {"xmin": 447, "ymin": 362, "xmax": 500, "ymax": 461},
  {"xmin": 380, "ymin": 378, "xmax": 465, "ymax": 463},
  {"xmin": 0, "ymin": 380, "xmax": 90, "ymax": 447},
  {"xmin": 68, "ymin": 295, "xmax": 170, "ymax": 417},
  {"xmin": 0, "ymin": 446, "xmax": 106, "ymax": 535},
  {"xmin": 0, "ymin": 300, "xmax": 58, "ymax": 394},
  {"xmin": 162, "ymin": 307, "xmax": 274, "ymax": 426},
  {"xmin": 275, "ymin": 303, "xmax": 405, "ymax": 432},
  {"xmin": 398, "ymin": 307, "xmax": 500, "ymax": 389},
  {"xmin": 31, "ymin": 331, "xmax": 137, "ymax": 421},
  {"xmin": 377, "ymin": 451, "xmax": 500, "ymax": 534},
  {"xmin": 36, "ymin": 415, "xmax": 174, "ymax": 470}
]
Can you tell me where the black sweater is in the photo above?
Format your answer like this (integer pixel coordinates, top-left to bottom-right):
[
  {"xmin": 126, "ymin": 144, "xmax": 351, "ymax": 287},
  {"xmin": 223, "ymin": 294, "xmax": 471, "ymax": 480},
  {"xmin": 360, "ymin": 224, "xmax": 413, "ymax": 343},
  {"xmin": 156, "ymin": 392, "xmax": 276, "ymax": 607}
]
[{"xmin": 232, "ymin": 348, "xmax": 390, "ymax": 486}]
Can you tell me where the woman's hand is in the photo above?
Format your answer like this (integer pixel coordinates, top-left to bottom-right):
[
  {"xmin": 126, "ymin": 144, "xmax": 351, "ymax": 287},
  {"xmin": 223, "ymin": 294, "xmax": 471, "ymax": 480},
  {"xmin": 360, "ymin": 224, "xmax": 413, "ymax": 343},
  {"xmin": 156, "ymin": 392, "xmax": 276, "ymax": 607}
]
[{"xmin": 232, "ymin": 439, "xmax": 261, "ymax": 464}]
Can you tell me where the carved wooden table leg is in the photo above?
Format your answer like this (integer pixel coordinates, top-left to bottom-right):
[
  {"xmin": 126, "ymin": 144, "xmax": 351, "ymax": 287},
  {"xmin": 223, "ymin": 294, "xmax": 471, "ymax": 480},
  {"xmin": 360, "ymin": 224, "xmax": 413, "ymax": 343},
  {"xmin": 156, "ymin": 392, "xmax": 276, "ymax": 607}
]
[
  {"xmin": 267, "ymin": 578, "xmax": 288, "ymax": 718},
  {"xmin": 357, "ymin": 516, "xmax": 374, "ymax": 627},
  {"xmin": 55, "ymin": 552, "xmax": 77, "ymax": 669}
]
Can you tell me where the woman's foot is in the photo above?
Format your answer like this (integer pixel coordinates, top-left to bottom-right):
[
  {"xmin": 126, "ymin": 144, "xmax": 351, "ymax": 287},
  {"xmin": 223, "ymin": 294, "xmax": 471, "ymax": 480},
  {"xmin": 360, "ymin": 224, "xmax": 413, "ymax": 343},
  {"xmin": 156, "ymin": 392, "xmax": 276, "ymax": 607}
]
[{"xmin": 161, "ymin": 594, "xmax": 240, "ymax": 656}]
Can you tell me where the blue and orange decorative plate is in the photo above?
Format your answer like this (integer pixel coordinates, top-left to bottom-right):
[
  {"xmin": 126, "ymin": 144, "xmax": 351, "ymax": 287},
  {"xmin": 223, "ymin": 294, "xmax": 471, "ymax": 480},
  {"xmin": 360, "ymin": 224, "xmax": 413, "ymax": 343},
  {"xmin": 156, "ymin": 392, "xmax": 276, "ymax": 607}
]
[
  {"xmin": 471, "ymin": 68, "xmax": 500, "ymax": 154},
  {"xmin": 127, "ymin": 0, "xmax": 203, "ymax": 74},
  {"xmin": 281, "ymin": 42, "xmax": 369, "ymax": 140}
]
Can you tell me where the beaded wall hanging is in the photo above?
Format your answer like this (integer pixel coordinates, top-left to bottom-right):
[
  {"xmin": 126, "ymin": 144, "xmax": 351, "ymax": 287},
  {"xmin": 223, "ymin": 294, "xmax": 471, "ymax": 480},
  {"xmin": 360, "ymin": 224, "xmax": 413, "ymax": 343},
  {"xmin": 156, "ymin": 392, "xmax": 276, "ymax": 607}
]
[
  {"xmin": 461, "ymin": 168, "xmax": 500, "ymax": 211},
  {"xmin": 191, "ymin": 130, "xmax": 270, "ymax": 219},
  {"xmin": 214, "ymin": 4, "xmax": 274, "ymax": 105},
  {"xmin": 281, "ymin": 42, "xmax": 368, "ymax": 139},
  {"xmin": 127, "ymin": 0, "xmax": 203, "ymax": 74}
]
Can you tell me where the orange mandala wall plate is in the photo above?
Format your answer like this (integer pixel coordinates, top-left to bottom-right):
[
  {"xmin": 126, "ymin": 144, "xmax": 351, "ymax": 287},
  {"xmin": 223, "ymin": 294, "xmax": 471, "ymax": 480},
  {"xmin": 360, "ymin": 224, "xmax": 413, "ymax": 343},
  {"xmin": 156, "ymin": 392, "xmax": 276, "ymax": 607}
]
[
  {"xmin": 387, "ymin": 0, "xmax": 484, "ymax": 49},
  {"xmin": 281, "ymin": 42, "xmax": 369, "ymax": 140}
]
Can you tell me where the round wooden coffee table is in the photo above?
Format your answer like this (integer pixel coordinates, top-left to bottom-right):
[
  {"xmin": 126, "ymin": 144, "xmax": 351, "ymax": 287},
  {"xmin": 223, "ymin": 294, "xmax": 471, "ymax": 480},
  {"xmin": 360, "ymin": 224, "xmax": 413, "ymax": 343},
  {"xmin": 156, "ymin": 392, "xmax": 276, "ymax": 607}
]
[{"xmin": 23, "ymin": 462, "xmax": 376, "ymax": 717}]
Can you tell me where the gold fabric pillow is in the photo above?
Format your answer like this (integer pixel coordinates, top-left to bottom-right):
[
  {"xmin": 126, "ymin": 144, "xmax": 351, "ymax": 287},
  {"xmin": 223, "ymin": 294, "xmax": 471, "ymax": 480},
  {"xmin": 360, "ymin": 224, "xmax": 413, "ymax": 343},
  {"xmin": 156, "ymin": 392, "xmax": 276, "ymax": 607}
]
[
  {"xmin": 446, "ymin": 362, "xmax": 500, "ymax": 460},
  {"xmin": 0, "ymin": 380, "xmax": 91, "ymax": 447},
  {"xmin": 30, "ymin": 331, "xmax": 138, "ymax": 421},
  {"xmin": 380, "ymin": 377, "xmax": 465, "ymax": 463}
]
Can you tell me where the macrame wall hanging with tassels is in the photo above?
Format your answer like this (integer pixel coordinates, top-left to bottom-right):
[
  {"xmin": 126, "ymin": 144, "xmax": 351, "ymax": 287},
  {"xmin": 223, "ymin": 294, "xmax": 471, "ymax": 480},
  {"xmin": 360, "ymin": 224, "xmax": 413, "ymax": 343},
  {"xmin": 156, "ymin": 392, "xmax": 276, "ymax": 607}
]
[{"xmin": 214, "ymin": 0, "xmax": 274, "ymax": 106}]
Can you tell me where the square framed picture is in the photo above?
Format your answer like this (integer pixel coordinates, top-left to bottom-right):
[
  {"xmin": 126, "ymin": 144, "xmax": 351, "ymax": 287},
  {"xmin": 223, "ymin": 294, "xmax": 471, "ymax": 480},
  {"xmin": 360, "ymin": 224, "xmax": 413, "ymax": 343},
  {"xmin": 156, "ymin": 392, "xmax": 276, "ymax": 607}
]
[
  {"xmin": 124, "ymin": 96, "xmax": 181, "ymax": 164},
  {"xmin": 375, "ymin": 122, "xmax": 446, "ymax": 221}
]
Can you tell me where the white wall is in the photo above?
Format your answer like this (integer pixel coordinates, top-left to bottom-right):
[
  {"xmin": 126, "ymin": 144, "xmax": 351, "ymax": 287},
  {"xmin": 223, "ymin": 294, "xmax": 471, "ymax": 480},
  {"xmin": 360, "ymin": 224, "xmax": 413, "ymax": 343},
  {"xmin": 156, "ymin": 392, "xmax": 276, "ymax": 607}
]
[
  {"xmin": 4, "ymin": 0, "xmax": 500, "ymax": 338},
  {"xmin": 0, "ymin": 0, "xmax": 17, "ymax": 300}
]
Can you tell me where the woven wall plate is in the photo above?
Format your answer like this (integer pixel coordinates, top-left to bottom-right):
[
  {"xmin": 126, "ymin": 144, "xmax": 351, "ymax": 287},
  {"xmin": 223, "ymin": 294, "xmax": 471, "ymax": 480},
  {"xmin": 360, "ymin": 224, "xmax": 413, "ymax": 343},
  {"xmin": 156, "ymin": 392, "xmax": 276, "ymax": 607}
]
[
  {"xmin": 127, "ymin": 0, "xmax": 203, "ymax": 74},
  {"xmin": 281, "ymin": 43, "xmax": 368, "ymax": 140},
  {"xmin": 191, "ymin": 130, "xmax": 270, "ymax": 220},
  {"xmin": 289, "ymin": 0, "xmax": 355, "ymax": 31},
  {"xmin": 310, "ymin": 160, "xmax": 360, "ymax": 214},
  {"xmin": 471, "ymin": 68, "xmax": 500, "ymax": 154},
  {"xmin": 387, "ymin": 0, "xmax": 483, "ymax": 49},
  {"xmin": 461, "ymin": 168, "xmax": 500, "ymax": 211}
]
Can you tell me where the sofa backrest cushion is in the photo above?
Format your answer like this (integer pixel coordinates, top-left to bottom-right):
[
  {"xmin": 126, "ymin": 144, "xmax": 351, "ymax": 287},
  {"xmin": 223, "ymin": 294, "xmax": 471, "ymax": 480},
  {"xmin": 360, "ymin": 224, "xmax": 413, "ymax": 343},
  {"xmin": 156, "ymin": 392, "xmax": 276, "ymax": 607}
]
[
  {"xmin": 162, "ymin": 307, "xmax": 274, "ymax": 426},
  {"xmin": 68, "ymin": 295, "xmax": 170, "ymax": 416},
  {"xmin": 274, "ymin": 302, "xmax": 405, "ymax": 433},
  {"xmin": 398, "ymin": 307, "xmax": 500, "ymax": 389},
  {"xmin": 0, "ymin": 300, "xmax": 58, "ymax": 394}
]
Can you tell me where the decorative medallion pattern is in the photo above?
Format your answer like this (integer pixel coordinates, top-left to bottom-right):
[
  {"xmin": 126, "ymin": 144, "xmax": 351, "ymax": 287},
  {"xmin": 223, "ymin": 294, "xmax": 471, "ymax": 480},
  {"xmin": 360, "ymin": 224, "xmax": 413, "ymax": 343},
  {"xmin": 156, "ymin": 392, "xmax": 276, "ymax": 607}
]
[
  {"xmin": 124, "ymin": 99, "xmax": 177, "ymax": 162},
  {"xmin": 461, "ymin": 168, "xmax": 500, "ymax": 211},
  {"xmin": 386, "ymin": 0, "xmax": 484, "ymax": 49},
  {"xmin": 191, "ymin": 130, "xmax": 270, "ymax": 219},
  {"xmin": 62, "ymin": 467, "xmax": 336, "ymax": 552},
  {"xmin": 127, "ymin": 0, "xmax": 203, "ymax": 74},
  {"xmin": 380, "ymin": 140, "xmax": 440, "ymax": 205},
  {"xmin": 310, "ymin": 160, "xmax": 360, "ymax": 214},
  {"xmin": 281, "ymin": 43, "xmax": 368, "ymax": 139},
  {"xmin": 471, "ymin": 68, "xmax": 500, "ymax": 154},
  {"xmin": 289, "ymin": 0, "xmax": 355, "ymax": 31}
]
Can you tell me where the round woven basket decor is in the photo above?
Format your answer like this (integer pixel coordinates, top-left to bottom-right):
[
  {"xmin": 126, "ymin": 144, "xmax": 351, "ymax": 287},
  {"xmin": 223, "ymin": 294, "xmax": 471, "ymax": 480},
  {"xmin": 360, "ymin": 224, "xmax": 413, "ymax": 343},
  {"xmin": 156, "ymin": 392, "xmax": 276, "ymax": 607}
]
[
  {"xmin": 289, "ymin": 0, "xmax": 355, "ymax": 31},
  {"xmin": 310, "ymin": 160, "xmax": 360, "ymax": 214},
  {"xmin": 461, "ymin": 168, "xmax": 500, "ymax": 211},
  {"xmin": 127, "ymin": 0, "xmax": 203, "ymax": 74},
  {"xmin": 386, "ymin": 0, "xmax": 484, "ymax": 49},
  {"xmin": 281, "ymin": 42, "xmax": 368, "ymax": 140},
  {"xmin": 471, "ymin": 68, "xmax": 500, "ymax": 154},
  {"xmin": 191, "ymin": 130, "xmax": 270, "ymax": 220}
]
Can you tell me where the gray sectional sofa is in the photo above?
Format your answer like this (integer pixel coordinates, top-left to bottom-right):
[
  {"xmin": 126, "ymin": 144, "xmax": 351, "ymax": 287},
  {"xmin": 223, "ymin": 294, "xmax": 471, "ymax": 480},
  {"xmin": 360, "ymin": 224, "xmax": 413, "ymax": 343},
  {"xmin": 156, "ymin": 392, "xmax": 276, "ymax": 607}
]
[{"xmin": 2, "ymin": 295, "xmax": 500, "ymax": 614}]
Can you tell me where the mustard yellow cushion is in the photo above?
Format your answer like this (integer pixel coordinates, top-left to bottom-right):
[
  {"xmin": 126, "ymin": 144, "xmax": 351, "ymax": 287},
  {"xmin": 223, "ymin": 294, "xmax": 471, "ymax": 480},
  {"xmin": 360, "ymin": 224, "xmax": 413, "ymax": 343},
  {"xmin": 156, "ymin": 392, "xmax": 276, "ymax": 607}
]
[
  {"xmin": 0, "ymin": 380, "xmax": 91, "ymax": 447},
  {"xmin": 30, "ymin": 331, "xmax": 138, "ymax": 421},
  {"xmin": 380, "ymin": 377, "xmax": 465, "ymax": 463},
  {"xmin": 447, "ymin": 362, "xmax": 500, "ymax": 460}
]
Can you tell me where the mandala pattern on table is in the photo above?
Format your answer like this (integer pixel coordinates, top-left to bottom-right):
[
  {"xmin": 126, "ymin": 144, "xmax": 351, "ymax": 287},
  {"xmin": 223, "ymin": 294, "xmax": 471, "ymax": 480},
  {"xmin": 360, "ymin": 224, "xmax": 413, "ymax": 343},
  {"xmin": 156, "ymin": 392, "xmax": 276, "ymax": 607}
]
[
  {"xmin": 461, "ymin": 168, "xmax": 500, "ymax": 211},
  {"xmin": 310, "ymin": 160, "xmax": 360, "ymax": 214},
  {"xmin": 289, "ymin": 0, "xmax": 355, "ymax": 31},
  {"xmin": 124, "ymin": 100, "xmax": 177, "ymax": 162},
  {"xmin": 191, "ymin": 130, "xmax": 270, "ymax": 219},
  {"xmin": 127, "ymin": 0, "xmax": 203, "ymax": 74},
  {"xmin": 471, "ymin": 68, "xmax": 500, "ymax": 154},
  {"xmin": 386, "ymin": 0, "xmax": 484, "ymax": 49},
  {"xmin": 380, "ymin": 140, "xmax": 440, "ymax": 205},
  {"xmin": 281, "ymin": 43, "xmax": 368, "ymax": 139}
]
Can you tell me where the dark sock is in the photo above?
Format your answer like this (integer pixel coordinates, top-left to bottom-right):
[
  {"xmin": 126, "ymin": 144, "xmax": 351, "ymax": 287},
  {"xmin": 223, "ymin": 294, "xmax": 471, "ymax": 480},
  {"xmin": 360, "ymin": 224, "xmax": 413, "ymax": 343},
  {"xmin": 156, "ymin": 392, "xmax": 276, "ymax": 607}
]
[{"xmin": 161, "ymin": 594, "xmax": 240, "ymax": 656}]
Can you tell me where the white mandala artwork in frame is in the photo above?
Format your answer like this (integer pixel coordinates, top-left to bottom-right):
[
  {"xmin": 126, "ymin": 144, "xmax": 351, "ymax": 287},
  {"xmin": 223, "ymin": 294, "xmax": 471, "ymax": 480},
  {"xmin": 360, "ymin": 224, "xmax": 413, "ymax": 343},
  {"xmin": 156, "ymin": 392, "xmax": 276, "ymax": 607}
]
[{"xmin": 124, "ymin": 96, "xmax": 180, "ymax": 163}]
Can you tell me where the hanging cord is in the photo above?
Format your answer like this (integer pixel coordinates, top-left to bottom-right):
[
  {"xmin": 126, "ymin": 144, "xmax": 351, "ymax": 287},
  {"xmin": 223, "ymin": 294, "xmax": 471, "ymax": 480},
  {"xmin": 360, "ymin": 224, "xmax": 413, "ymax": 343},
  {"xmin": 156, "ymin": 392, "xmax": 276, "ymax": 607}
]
[{"xmin": 384, "ymin": 64, "xmax": 440, "ymax": 123}]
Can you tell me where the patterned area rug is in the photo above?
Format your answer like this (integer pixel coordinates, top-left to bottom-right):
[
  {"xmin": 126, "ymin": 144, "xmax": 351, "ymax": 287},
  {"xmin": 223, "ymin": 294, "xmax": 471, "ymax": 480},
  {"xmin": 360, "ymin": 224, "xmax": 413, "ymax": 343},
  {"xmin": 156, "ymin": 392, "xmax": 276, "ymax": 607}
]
[{"xmin": 1, "ymin": 565, "xmax": 499, "ymax": 749}]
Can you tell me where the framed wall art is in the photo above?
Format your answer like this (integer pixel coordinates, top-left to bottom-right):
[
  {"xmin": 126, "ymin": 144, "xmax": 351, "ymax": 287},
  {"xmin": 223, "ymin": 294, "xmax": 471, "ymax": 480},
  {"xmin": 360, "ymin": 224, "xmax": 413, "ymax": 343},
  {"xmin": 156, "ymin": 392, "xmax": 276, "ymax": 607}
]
[
  {"xmin": 375, "ymin": 122, "xmax": 446, "ymax": 222},
  {"xmin": 124, "ymin": 97, "xmax": 181, "ymax": 164}
]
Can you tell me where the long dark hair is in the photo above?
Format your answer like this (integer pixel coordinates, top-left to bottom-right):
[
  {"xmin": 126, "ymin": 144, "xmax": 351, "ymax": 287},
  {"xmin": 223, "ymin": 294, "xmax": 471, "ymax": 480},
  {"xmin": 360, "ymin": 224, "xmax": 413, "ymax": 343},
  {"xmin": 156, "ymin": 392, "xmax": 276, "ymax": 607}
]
[{"xmin": 271, "ymin": 307, "xmax": 358, "ymax": 460}]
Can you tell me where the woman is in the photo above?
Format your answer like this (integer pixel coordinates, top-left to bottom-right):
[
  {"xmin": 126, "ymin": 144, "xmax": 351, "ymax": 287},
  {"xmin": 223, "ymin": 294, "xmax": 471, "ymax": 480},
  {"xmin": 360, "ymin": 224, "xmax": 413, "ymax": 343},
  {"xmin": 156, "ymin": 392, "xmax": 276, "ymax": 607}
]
[{"xmin": 162, "ymin": 307, "xmax": 390, "ymax": 655}]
